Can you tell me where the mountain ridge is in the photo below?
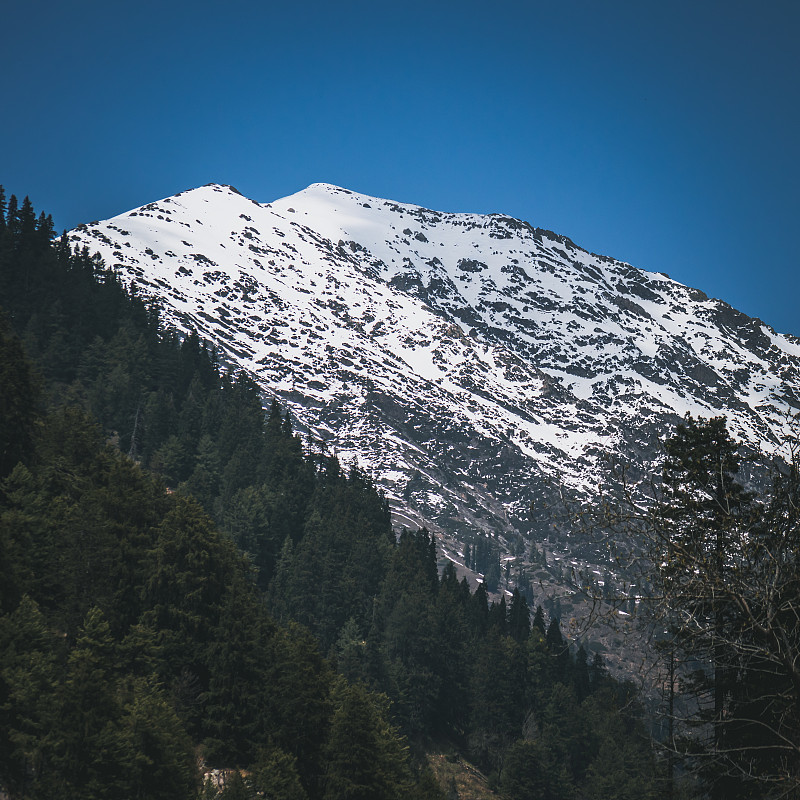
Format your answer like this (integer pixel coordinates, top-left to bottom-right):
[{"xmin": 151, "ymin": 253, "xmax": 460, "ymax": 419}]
[{"xmin": 68, "ymin": 181, "xmax": 800, "ymax": 578}]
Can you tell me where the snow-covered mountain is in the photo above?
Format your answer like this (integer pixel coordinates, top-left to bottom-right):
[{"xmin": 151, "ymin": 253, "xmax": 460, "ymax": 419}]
[{"xmin": 69, "ymin": 182, "xmax": 800, "ymax": 571}]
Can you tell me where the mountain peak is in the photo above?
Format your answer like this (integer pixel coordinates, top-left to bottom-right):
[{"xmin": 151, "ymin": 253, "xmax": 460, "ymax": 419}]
[
  {"xmin": 68, "ymin": 184, "xmax": 800, "ymax": 568},
  {"xmin": 171, "ymin": 182, "xmax": 244, "ymax": 200}
]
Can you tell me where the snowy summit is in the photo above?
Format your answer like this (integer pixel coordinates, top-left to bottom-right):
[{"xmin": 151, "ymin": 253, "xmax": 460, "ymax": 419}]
[{"xmin": 69, "ymin": 182, "xmax": 800, "ymax": 550}]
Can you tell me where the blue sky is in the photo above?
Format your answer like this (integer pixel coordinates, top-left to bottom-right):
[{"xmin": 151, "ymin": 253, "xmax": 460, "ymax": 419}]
[{"xmin": 4, "ymin": 1, "xmax": 799, "ymax": 334}]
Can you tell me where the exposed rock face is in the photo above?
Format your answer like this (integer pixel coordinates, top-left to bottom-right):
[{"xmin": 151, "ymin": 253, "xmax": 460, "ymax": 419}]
[{"xmin": 69, "ymin": 182, "xmax": 800, "ymax": 569}]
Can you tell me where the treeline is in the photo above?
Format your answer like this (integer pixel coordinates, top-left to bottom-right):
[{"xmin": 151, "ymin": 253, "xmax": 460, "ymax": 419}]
[{"xmin": 0, "ymin": 189, "xmax": 658, "ymax": 799}]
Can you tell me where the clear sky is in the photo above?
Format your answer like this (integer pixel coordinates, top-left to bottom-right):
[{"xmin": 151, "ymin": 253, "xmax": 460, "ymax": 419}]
[{"xmin": 4, "ymin": 0, "xmax": 798, "ymax": 335}]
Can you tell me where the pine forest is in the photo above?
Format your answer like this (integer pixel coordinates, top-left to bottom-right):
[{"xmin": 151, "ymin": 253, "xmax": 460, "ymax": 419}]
[{"xmin": 1, "ymin": 188, "xmax": 798, "ymax": 799}]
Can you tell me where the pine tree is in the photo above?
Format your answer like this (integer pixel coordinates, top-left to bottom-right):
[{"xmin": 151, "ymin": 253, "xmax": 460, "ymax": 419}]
[
  {"xmin": 484, "ymin": 549, "xmax": 501, "ymax": 593},
  {"xmin": 500, "ymin": 738, "xmax": 573, "ymax": 800},
  {"xmin": 488, "ymin": 595, "xmax": 507, "ymax": 636},
  {"xmin": 323, "ymin": 678, "xmax": 412, "ymax": 800},
  {"xmin": 140, "ymin": 494, "xmax": 240, "ymax": 733},
  {"xmin": 545, "ymin": 617, "xmax": 569, "ymax": 679},
  {"xmin": 469, "ymin": 582, "xmax": 489, "ymax": 636},
  {"xmin": 589, "ymin": 652, "xmax": 607, "ymax": 689},
  {"xmin": 262, "ymin": 622, "xmax": 333, "ymax": 795},
  {"xmin": 507, "ymin": 587, "xmax": 531, "ymax": 643},
  {"xmin": 0, "ymin": 313, "xmax": 40, "ymax": 479},
  {"xmin": 468, "ymin": 633, "xmax": 526, "ymax": 771},
  {"xmin": 433, "ymin": 569, "xmax": 470, "ymax": 737},
  {"xmin": 115, "ymin": 677, "xmax": 196, "ymax": 800},
  {"xmin": 202, "ymin": 573, "xmax": 275, "ymax": 766},
  {"xmin": 52, "ymin": 607, "xmax": 125, "ymax": 799},
  {"xmin": 251, "ymin": 745, "xmax": 308, "ymax": 800},
  {"xmin": 5, "ymin": 194, "xmax": 19, "ymax": 241},
  {"xmin": 532, "ymin": 604, "xmax": 546, "ymax": 636},
  {"xmin": 0, "ymin": 595, "xmax": 61, "ymax": 797},
  {"xmin": 574, "ymin": 644, "xmax": 591, "ymax": 701}
]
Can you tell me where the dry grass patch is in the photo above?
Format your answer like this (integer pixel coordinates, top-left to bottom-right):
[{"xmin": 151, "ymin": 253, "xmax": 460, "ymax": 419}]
[{"xmin": 427, "ymin": 752, "xmax": 503, "ymax": 800}]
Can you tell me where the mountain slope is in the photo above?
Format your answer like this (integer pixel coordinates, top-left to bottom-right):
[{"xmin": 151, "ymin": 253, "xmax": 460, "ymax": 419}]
[{"xmin": 69, "ymin": 182, "xmax": 800, "ymax": 569}]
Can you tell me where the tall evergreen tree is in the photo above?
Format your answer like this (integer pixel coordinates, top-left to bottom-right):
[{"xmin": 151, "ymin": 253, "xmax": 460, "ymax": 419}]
[
  {"xmin": 0, "ymin": 596, "xmax": 60, "ymax": 797},
  {"xmin": 0, "ymin": 313, "xmax": 40, "ymax": 479},
  {"xmin": 507, "ymin": 587, "xmax": 531, "ymax": 643},
  {"xmin": 532, "ymin": 604, "xmax": 546, "ymax": 636},
  {"xmin": 545, "ymin": 617, "xmax": 569, "ymax": 679},
  {"xmin": 323, "ymin": 678, "xmax": 412, "ymax": 800}
]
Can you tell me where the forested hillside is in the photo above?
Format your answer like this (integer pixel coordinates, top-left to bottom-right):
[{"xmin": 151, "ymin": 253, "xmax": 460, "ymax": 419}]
[{"xmin": 0, "ymin": 189, "xmax": 659, "ymax": 799}]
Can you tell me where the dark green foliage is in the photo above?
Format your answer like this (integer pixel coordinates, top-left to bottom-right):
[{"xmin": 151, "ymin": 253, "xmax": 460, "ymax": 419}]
[
  {"xmin": 469, "ymin": 582, "xmax": 489, "ymax": 634},
  {"xmin": 250, "ymin": 745, "xmax": 309, "ymax": 800},
  {"xmin": 2, "ymin": 406, "xmax": 170, "ymax": 635},
  {"xmin": 499, "ymin": 684, "xmax": 657, "ymax": 800},
  {"xmin": 573, "ymin": 644, "xmax": 591, "ymax": 702},
  {"xmin": 0, "ymin": 313, "xmax": 40, "ymax": 480},
  {"xmin": 468, "ymin": 632, "xmax": 527, "ymax": 769},
  {"xmin": 532, "ymin": 604, "xmax": 546, "ymax": 636},
  {"xmin": 332, "ymin": 617, "xmax": 368, "ymax": 683},
  {"xmin": 0, "ymin": 382, "xmax": 335, "ymax": 798},
  {"xmin": 546, "ymin": 617, "xmax": 570, "ymax": 678},
  {"xmin": 484, "ymin": 548, "xmax": 501, "ymax": 593},
  {"xmin": 508, "ymin": 587, "xmax": 531, "ymax": 643},
  {"xmin": 488, "ymin": 594, "xmax": 507, "ymax": 635},
  {"xmin": 371, "ymin": 528, "xmax": 444, "ymax": 738},
  {"xmin": 432, "ymin": 566, "xmax": 471, "ymax": 738},
  {"xmin": 268, "ymin": 461, "xmax": 392, "ymax": 650},
  {"xmin": 143, "ymin": 496, "xmax": 234, "ymax": 656},
  {"xmin": 0, "ymin": 189, "xmax": 661, "ymax": 800},
  {"xmin": 500, "ymin": 738, "xmax": 573, "ymax": 800},
  {"xmin": 411, "ymin": 768, "xmax": 448, "ymax": 800},
  {"xmin": 581, "ymin": 688, "xmax": 658, "ymax": 800},
  {"xmin": 323, "ymin": 678, "xmax": 412, "ymax": 800},
  {"xmin": 198, "ymin": 572, "xmax": 276, "ymax": 765},
  {"xmin": 115, "ymin": 676, "xmax": 197, "ymax": 800},
  {"xmin": 261, "ymin": 622, "xmax": 333, "ymax": 795},
  {"xmin": 470, "ymin": 535, "xmax": 498, "ymax": 578},
  {"xmin": 54, "ymin": 607, "xmax": 124, "ymax": 795},
  {"xmin": 0, "ymin": 596, "xmax": 61, "ymax": 797}
]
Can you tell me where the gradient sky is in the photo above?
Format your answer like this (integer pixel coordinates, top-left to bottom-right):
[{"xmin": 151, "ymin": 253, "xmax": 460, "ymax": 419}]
[{"xmin": 4, "ymin": 1, "xmax": 798, "ymax": 335}]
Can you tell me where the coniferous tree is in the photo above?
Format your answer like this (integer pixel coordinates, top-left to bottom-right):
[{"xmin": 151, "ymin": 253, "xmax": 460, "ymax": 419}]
[
  {"xmin": 507, "ymin": 587, "xmax": 531, "ymax": 643},
  {"xmin": 262, "ymin": 622, "xmax": 333, "ymax": 795},
  {"xmin": 250, "ymin": 745, "xmax": 308, "ymax": 800},
  {"xmin": 433, "ymin": 565, "xmax": 470, "ymax": 738},
  {"xmin": 5, "ymin": 195, "xmax": 19, "ymax": 243},
  {"xmin": 469, "ymin": 582, "xmax": 489, "ymax": 636},
  {"xmin": 545, "ymin": 617, "xmax": 569, "ymax": 680},
  {"xmin": 484, "ymin": 549, "xmax": 501, "ymax": 593},
  {"xmin": 488, "ymin": 595, "xmax": 507, "ymax": 636},
  {"xmin": 532, "ymin": 604, "xmax": 546, "ymax": 637},
  {"xmin": 468, "ymin": 632, "xmax": 526, "ymax": 771},
  {"xmin": 574, "ymin": 644, "xmax": 591, "ymax": 702},
  {"xmin": 201, "ymin": 573, "xmax": 275, "ymax": 766},
  {"xmin": 0, "ymin": 313, "xmax": 40, "ymax": 480},
  {"xmin": 52, "ymin": 607, "xmax": 125, "ymax": 798},
  {"xmin": 323, "ymin": 678, "xmax": 412, "ymax": 800},
  {"xmin": 500, "ymin": 738, "xmax": 573, "ymax": 800},
  {"xmin": 115, "ymin": 676, "xmax": 197, "ymax": 800},
  {"xmin": 0, "ymin": 595, "xmax": 60, "ymax": 797}
]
